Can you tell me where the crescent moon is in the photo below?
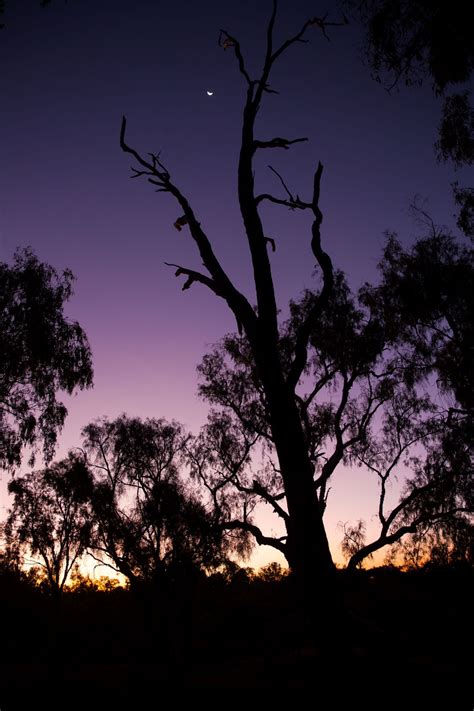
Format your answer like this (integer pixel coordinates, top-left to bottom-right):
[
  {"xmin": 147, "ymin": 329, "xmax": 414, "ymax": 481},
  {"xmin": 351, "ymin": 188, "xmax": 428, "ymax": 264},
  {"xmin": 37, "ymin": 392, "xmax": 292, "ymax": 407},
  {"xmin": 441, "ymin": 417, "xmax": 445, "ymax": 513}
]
[{"xmin": 206, "ymin": 90, "xmax": 214, "ymax": 96}]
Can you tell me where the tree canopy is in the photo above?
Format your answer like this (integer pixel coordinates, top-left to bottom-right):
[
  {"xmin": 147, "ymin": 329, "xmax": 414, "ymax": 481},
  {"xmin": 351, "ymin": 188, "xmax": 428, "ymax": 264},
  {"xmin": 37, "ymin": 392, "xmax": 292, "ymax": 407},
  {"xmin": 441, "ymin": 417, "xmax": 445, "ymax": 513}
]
[
  {"xmin": 193, "ymin": 226, "xmax": 473, "ymax": 570},
  {"xmin": 4, "ymin": 454, "xmax": 92, "ymax": 595},
  {"xmin": 79, "ymin": 415, "xmax": 228, "ymax": 586},
  {"xmin": 0, "ymin": 248, "xmax": 93, "ymax": 471},
  {"xmin": 347, "ymin": 0, "xmax": 473, "ymax": 92},
  {"xmin": 346, "ymin": 0, "xmax": 474, "ymax": 237}
]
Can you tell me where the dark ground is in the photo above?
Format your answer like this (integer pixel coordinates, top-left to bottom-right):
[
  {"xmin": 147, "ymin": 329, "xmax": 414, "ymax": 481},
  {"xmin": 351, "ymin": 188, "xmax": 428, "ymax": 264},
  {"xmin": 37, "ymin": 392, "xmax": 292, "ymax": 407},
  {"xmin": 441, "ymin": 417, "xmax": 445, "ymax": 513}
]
[{"xmin": 0, "ymin": 566, "xmax": 472, "ymax": 701}]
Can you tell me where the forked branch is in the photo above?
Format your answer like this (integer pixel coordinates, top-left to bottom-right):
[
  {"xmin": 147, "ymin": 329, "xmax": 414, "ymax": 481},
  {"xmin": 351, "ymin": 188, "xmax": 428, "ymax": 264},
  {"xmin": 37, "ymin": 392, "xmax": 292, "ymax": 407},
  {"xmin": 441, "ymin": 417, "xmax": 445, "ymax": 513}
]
[
  {"xmin": 256, "ymin": 165, "xmax": 312, "ymax": 209},
  {"xmin": 223, "ymin": 519, "xmax": 287, "ymax": 554},
  {"xmin": 253, "ymin": 136, "xmax": 308, "ymax": 152},
  {"xmin": 164, "ymin": 263, "xmax": 221, "ymax": 295},
  {"xmin": 287, "ymin": 162, "xmax": 334, "ymax": 389},
  {"xmin": 120, "ymin": 116, "xmax": 257, "ymax": 338}
]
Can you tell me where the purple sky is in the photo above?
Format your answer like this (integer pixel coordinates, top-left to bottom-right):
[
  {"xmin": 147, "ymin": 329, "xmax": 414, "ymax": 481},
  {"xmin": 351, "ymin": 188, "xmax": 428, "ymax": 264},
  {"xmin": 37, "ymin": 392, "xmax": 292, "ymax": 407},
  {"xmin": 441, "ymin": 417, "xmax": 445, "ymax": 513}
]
[{"xmin": 1, "ymin": 0, "xmax": 469, "ymax": 567}]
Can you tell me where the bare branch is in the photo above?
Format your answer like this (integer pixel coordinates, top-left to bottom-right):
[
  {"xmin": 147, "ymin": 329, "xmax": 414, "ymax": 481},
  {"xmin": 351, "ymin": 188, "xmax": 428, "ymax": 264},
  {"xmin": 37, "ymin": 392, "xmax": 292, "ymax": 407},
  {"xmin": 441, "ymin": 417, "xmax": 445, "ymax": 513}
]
[
  {"xmin": 264, "ymin": 0, "xmax": 278, "ymax": 65},
  {"xmin": 255, "ymin": 193, "xmax": 307, "ymax": 209},
  {"xmin": 120, "ymin": 116, "xmax": 257, "ymax": 339},
  {"xmin": 222, "ymin": 519, "xmax": 287, "ymax": 554},
  {"xmin": 270, "ymin": 17, "xmax": 316, "ymax": 64},
  {"xmin": 230, "ymin": 5, "xmax": 342, "ymax": 344},
  {"xmin": 269, "ymin": 165, "xmax": 299, "ymax": 201},
  {"xmin": 120, "ymin": 119, "xmax": 170, "ymax": 184},
  {"xmin": 164, "ymin": 262, "xmax": 220, "ymax": 295},
  {"xmin": 255, "ymin": 165, "xmax": 312, "ymax": 211},
  {"xmin": 271, "ymin": 15, "xmax": 346, "ymax": 65},
  {"xmin": 253, "ymin": 136, "xmax": 308, "ymax": 151},
  {"xmin": 287, "ymin": 162, "xmax": 334, "ymax": 390},
  {"xmin": 219, "ymin": 29, "xmax": 254, "ymax": 87},
  {"xmin": 262, "ymin": 84, "xmax": 279, "ymax": 94}
]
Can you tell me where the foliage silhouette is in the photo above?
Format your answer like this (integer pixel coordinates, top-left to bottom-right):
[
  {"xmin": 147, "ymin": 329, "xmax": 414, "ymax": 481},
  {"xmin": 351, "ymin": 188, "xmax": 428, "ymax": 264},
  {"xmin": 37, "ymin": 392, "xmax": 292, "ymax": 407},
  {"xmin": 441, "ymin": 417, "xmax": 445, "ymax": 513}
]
[
  {"xmin": 0, "ymin": 248, "xmax": 93, "ymax": 471},
  {"xmin": 191, "ymin": 226, "xmax": 473, "ymax": 572},
  {"xmin": 257, "ymin": 561, "xmax": 288, "ymax": 583},
  {"xmin": 453, "ymin": 184, "xmax": 474, "ymax": 238},
  {"xmin": 347, "ymin": 0, "xmax": 473, "ymax": 92},
  {"xmin": 346, "ymin": 0, "xmax": 474, "ymax": 235},
  {"xmin": 363, "ymin": 230, "xmax": 473, "ymax": 413},
  {"xmin": 78, "ymin": 415, "xmax": 228, "ymax": 587},
  {"xmin": 4, "ymin": 454, "xmax": 92, "ymax": 596},
  {"xmin": 347, "ymin": 229, "xmax": 473, "ymax": 567},
  {"xmin": 387, "ymin": 518, "xmax": 474, "ymax": 570},
  {"xmin": 340, "ymin": 520, "xmax": 371, "ymax": 567},
  {"xmin": 435, "ymin": 92, "xmax": 474, "ymax": 168}
]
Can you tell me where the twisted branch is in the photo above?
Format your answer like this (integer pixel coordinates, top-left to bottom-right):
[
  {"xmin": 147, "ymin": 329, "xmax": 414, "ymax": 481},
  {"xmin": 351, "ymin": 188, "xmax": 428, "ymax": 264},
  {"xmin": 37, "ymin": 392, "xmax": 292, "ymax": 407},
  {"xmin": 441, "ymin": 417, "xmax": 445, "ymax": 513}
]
[
  {"xmin": 287, "ymin": 162, "xmax": 334, "ymax": 389},
  {"xmin": 120, "ymin": 116, "xmax": 257, "ymax": 338}
]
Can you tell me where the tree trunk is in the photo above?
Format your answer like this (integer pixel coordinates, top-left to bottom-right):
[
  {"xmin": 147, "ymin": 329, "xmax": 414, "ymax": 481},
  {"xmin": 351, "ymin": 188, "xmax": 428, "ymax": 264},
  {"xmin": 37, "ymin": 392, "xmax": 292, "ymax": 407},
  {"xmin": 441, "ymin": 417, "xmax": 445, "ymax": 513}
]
[
  {"xmin": 272, "ymin": 395, "xmax": 334, "ymax": 570},
  {"xmin": 256, "ymin": 345, "xmax": 337, "ymax": 627}
]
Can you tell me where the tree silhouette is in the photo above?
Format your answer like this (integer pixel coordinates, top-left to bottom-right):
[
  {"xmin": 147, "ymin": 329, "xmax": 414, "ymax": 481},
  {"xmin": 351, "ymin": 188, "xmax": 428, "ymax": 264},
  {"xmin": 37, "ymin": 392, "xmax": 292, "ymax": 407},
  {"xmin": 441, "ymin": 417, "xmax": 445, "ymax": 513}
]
[
  {"xmin": 120, "ymin": 1, "xmax": 348, "ymax": 612},
  {"xmin": 435, "ymin": 92, "xmax": 474, "ymax": 168},
  {"xmin": 364, "ymin": 228, "xmax": 473, "ymax": 413},
  {"xmin": 189, "ymin": 268, "xmax": 412, "ymax": 570},
  {"xmin": 79, "ymin": 415, "xmax": 227, "ymax": 587},
  {"xmin": 0, "ymin": 248, "xmax": 93, "ymax": 471},
  {"xmin": 453, "ymin": 184, "xmax": 474, "ymax": 238},
  {"xmin": 347, "ymin": 0, "xmax": 473, "ymax": 92},
  {"xmin": 190, "ymin": 268, "xmax": 413, "ymax": 563},
  {"xmin": 346, "ymin": 228, "xmax": 473, "ymax": 568},
  {"xmin": 346, "ymin": 0, "xmax": 474, "ymax": 236},
  {"xmin": 4, "ymin": 454, "xmax": 92, "ymax": 597},
  {"xmin": 189, "ymin": 225, "xmax": 473, "ymax": 572}
]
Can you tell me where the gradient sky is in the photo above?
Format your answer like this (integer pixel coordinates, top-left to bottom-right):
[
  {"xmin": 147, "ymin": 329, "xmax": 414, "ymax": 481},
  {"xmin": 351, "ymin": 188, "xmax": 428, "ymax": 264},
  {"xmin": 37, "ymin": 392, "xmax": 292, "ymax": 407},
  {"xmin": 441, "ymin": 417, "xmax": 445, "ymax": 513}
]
[{"xmin": 1, "ymin": 0, "xmax": 469, "ymax": 568}]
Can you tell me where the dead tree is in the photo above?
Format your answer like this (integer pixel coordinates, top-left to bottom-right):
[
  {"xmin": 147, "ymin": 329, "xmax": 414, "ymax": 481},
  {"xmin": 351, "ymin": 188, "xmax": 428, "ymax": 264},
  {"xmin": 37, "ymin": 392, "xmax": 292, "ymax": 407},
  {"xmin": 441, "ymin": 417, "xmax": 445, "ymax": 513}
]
[{"xmin": 120, "ymin": 2, "xmax": 346, "ymax": 611}]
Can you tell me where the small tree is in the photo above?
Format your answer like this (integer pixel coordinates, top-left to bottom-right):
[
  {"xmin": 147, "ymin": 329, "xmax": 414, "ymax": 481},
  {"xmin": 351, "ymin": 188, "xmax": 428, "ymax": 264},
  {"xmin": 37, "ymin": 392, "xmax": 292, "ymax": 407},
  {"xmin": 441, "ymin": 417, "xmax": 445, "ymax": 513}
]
[
  {"xmin": 258, "ymin": 561, "xmax": 288, "ymax": 583},
  {"xmin": 5, "ymin": 454, "xmax": 93, "ymax": 596},
  {"xmin": 80, "ymin": 415, "xmax": 227, "ymax": 587},
  {"xmin": 0, "ymin": 248, "xmax": 93, "ymax": 471}
]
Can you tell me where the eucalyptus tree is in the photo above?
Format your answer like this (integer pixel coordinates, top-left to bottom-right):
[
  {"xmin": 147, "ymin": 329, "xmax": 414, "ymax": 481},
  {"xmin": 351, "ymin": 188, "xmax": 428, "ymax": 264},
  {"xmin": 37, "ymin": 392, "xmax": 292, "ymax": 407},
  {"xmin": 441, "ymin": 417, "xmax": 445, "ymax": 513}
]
[
  {"xmin": 0, "ymin": 248, "xmax": 93, "ymax": 471},
  {"xmin": 81, "ymin": 415, "xmax": 227, "ymax": 587},
  {"xmin": 120, "ymin": 2, "xmax": 347, "ymax": 606},
  {"xmin": 5, "ymin": 454, "xmax": 92, "ymax": 596}
]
